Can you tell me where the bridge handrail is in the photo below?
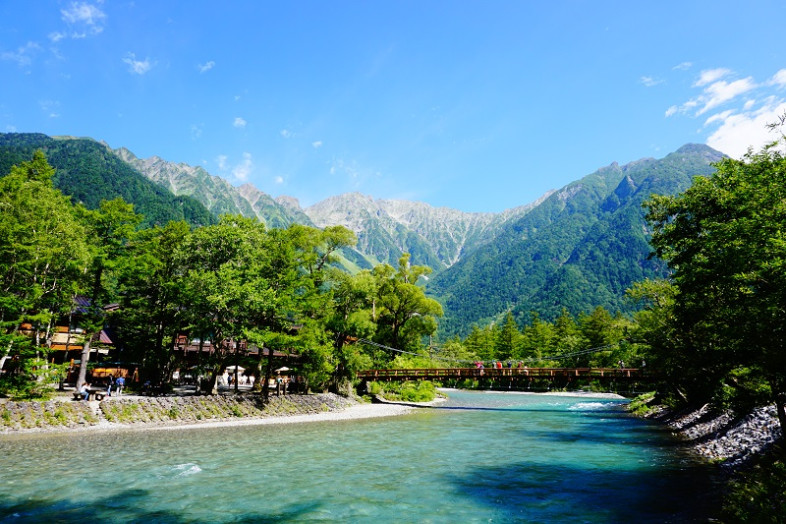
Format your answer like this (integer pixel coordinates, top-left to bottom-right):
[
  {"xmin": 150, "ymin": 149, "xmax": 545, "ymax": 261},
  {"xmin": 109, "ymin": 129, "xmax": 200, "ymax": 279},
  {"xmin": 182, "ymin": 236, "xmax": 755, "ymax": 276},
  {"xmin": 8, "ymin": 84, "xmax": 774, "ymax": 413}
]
[{"xmin": 357, "ymin": 367, "xmax": 642, "ymax": 379}]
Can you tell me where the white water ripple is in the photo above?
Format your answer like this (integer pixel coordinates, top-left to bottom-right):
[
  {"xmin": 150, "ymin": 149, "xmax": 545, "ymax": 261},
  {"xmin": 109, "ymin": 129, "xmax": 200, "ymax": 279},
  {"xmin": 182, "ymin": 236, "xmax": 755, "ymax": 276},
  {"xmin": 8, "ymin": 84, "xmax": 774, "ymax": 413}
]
[
  {"xmin": 567, "ymin": 401, "xmax": 613, "ymax": 411},
  {"xmin": 171, "ymin": 463, "xmax": 202, "ymax": 476}
]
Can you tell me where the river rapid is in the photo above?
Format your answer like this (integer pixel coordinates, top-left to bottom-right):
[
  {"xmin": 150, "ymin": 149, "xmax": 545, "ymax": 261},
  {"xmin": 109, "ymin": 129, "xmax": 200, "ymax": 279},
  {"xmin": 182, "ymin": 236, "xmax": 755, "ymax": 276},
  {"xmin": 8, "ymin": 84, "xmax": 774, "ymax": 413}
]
[{"xmin": 0, "ymin": 390, "xmax": 716, "ymax": 522}]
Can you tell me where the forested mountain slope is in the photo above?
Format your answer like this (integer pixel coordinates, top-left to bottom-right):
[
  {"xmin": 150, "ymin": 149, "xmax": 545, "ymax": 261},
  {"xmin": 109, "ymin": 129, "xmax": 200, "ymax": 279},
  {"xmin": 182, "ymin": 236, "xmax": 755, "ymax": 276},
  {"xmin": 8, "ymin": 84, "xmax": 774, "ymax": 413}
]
[
  {"xmin": 429, "ymin": 144, "xmax": 724, "ymax": 338},
  {"xmin": 0, "ymin": 134, "xmax": 214, "ymax": 227}
]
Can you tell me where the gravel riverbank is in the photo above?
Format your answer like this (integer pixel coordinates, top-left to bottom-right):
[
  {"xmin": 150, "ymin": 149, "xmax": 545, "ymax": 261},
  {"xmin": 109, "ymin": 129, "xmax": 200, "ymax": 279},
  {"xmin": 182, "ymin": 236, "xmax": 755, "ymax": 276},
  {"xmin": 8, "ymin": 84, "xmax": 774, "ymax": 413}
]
[{"xmin": 644, "ymin": 401, "xmax": 782, "ymax": 468}]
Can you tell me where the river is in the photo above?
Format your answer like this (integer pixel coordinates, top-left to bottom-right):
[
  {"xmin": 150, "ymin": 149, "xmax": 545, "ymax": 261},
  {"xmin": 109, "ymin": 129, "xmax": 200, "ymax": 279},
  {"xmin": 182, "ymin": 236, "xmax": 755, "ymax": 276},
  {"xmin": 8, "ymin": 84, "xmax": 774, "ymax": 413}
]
[{"xmin": 0, "ymin": 390, "xmax": 716, "ymax": 522}]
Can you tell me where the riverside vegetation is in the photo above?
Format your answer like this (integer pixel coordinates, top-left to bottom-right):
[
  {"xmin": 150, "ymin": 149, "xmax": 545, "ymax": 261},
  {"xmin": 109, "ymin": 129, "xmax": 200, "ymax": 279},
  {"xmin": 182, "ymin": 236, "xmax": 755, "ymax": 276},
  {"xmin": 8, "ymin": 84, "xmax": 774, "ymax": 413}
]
[{"xmin": 2, "ymin": 126, "xmax": 786, "ymax": 518}]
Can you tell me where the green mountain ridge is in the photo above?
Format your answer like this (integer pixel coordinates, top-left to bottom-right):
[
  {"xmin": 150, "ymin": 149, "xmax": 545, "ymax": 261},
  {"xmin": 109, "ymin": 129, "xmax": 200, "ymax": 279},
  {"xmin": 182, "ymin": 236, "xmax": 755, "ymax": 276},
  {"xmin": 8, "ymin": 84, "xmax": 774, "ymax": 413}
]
[
  {"xmin": 0, "ymin": 133, "xmax": 215, "ymax": 228},
  {"xmin": 429, "ymin": 144, "xmax": 724, "ymax": 337}
]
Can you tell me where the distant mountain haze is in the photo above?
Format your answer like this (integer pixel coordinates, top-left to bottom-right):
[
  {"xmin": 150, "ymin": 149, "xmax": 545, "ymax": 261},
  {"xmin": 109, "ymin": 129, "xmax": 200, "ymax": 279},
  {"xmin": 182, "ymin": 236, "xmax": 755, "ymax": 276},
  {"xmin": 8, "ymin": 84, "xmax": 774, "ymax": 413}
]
[{"xmin": 0, "ymin": 133, "xmax": 723, "ymax": 338}]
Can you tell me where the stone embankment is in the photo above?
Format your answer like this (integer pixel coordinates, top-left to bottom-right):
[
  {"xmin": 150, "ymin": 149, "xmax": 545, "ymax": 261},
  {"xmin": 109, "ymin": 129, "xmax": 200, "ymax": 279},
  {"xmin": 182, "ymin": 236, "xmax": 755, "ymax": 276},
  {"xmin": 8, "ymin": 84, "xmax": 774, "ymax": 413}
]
[
  {"xmin": 646, "ymin": 402, "xmax": 782, "ymax": 467},
  {"xmin": 0, "ymin": 393, "xmax": 358, "ymax": 433}
]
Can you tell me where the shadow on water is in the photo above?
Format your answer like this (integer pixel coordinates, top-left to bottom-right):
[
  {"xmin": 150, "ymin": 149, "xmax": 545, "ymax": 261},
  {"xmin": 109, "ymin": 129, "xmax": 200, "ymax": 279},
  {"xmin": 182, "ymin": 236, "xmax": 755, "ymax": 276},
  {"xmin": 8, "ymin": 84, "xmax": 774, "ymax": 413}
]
[
  {"xmin": 0, "ymin": 489, "xmax": 323, "ymax": 524},
  {"xmin": 446, "ymin": 460, "xmax": 720, "ymax": 523}
]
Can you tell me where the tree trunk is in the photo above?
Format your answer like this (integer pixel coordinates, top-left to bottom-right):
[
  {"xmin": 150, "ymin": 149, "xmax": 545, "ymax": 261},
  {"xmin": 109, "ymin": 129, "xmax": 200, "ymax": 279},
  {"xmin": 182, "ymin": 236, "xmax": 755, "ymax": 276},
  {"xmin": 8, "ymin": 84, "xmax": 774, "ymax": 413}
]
[
  {"xmin": 329, "ymin": 334, "xmax": 347, "ymax": 394},
  {"xmin": 233, "ymin": 343, "xmax": 239, "ymax": 394},
  {"xmin": 76, "ymin": 332, "xmax": 97, "ymax": 388},
  {"xmin": 0, "ymin": 323, "xmax": 22, "ymax": 372},
  {"xmin": 263, "ymin": 348, "xmax": 274, "ymax": 402},
  {"xmin": 775, "ymin": 391, "xmax": 786, "ymax": 445}
]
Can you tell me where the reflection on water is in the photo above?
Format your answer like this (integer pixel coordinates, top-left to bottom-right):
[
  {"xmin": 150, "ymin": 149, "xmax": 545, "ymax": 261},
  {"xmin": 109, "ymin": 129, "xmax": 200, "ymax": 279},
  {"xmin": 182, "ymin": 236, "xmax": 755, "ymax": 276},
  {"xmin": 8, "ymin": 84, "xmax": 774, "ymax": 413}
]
[{"xmin": 0, "ymin": 391, "xmax": 716, "ymax": 522}]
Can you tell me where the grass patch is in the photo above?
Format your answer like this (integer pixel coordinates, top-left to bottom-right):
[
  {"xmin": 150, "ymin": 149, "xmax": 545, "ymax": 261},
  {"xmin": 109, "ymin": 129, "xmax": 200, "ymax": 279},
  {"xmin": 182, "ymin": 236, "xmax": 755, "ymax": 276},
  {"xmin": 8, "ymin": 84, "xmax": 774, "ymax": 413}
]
[
  {"xmin": 367, "ymin": 380, "xmax": 437, "ymax": 402},
  {"xmin": 627, "ymin": 392, "xmax": 658, "ymax": 416}
]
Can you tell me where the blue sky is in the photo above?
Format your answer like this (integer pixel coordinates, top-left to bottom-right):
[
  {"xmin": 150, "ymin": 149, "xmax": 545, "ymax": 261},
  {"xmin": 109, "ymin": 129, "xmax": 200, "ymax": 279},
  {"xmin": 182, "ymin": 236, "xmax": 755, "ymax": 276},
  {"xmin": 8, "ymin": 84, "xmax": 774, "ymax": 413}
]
[{"xmin": 2, "ymin": 1, "xmax": 785, "ymax": 213}]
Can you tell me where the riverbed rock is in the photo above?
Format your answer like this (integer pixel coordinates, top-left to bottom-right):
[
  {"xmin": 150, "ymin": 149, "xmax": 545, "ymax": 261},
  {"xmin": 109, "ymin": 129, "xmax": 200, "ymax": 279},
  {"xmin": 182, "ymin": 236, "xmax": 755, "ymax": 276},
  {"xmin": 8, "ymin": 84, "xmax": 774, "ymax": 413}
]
[{"xmin": 642, "ymin": 401, "xmax": 782, "ymax": 468}]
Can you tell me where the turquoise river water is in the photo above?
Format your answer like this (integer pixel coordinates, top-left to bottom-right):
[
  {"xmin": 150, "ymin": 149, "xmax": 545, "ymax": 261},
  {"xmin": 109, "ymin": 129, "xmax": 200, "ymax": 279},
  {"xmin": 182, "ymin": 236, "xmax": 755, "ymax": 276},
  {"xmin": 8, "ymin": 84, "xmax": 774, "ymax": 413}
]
[{"xmin": 0, "ymin": 390, "xmax": 717, "ymax": 523}]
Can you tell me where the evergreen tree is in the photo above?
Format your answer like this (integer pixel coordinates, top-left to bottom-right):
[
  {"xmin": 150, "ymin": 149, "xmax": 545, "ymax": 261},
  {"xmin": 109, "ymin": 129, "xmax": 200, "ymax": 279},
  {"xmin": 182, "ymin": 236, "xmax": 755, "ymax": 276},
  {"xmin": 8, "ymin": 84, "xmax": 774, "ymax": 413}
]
[{"xmin": 495, "ymin": 312, "xmax": 523, "ymax": 361}]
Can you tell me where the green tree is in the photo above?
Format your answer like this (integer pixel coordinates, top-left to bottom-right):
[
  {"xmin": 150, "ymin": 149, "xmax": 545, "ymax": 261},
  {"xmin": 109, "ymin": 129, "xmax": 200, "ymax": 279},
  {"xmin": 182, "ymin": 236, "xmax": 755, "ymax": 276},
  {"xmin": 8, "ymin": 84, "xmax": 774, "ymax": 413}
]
[
  {"xmin": 73, "ymin": 198, "xmax": 142, "ymax": 389},
  {"xmin": 0, "ymin": 151, "xmax": 88, "ymax": 384},
  {"xmin": 324, "ymin": 270, "xmax": 376, "ymax": 393},
  {"xmin": 464, "ymin": 325, "xmax": 496, "ymax": 362},
  {"xmin": 182, "ymin": 215, "xmax": 263, "ymax": 393},
  {"xmin": 372, "ymin": 254, "xmax": 443, "ymax": 360},
  {"xmin": 551, "ymin": 308, "xmax": 587, "ymax": 364},
  {"xmin": 115, "ymin": 220, "xmax": 191, "ymax": 383},
  {"xmin": 626, "ymin": 279, "xmax": 686, "ymax": 399},
  {"xmin": 520, "ymin": 312, "xmax": 555, "ymax": 363},
  {"xmin": 577, "ymin": 307, "xmax": 627, "ymax": 367},
  {"xmin": 645, "ymin": 142, "xmax": 786, "ymax": 433},
  {"xmin": 495, "ymin": 312, "xmax": 523, "ymax": 362}
]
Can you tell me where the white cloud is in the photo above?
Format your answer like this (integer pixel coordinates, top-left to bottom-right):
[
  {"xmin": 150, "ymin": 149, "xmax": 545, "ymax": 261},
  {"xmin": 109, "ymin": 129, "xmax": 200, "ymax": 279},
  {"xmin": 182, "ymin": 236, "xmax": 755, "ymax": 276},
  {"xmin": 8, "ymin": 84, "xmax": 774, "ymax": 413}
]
[
  {"xmin": 673, "ymin": 62, "xmax": 692, "ymax": 71},
  {"xmin": 274, "ymin": 176, "xmax": 284, "ymax": 184},
  {"xmin": 198, "ymin": 60, "xmax": 215, "ymax": 73},
  {"xmin": 312, "ymin": 140, "xmax": 323, "ymax": 148},
  {"xmin": 703, "ymin": 110, "xmax": 734, "ymax": 126},
  {"xmin": 706, "ymin": 97, "xmax": 786, "ymax": 158},
  {"xmin": 693, "ymin": 68, "xmax": 731, "ymax": 87},
  {"xmin": 190, "ymin": 123, "xmax": 203, "ymax": 140},
  {"xmin": 49, "ymin": 32, "xmax": 66, "ymax": 43},
  {"xmin": 698, "ymin": 77, "xmax": 756, "ymax": 115},
  {"xmin": 1, "ymin": 41, "xmax": 42, "ymax": 67},
  {"xmin": 232, "ymin": 153, "xmax": 253, "ymax": 181},
  {"xmin": 668, "ymin": 69, "xmax": 756, "ymax": 117},
  {"xmin": 640, "ymin": 76, "xmax": 662, "ymax": 87},
  {"xmin": 770, "ymin": 69, "xmax": 786, "ymax": 88},
  {"xmin": 329, "ymin": 159, "xmax": 362, "ymax": 181},
  {"xmin": 122, "ymin": 53, "xmax": 153, "ymax": 75},
  {"xmin": 215, "ymin": 153, "xmax": 253, "ymax": 182},
  {"xmin": 39, "ymin": 99, "xmax": 60, "ymax": 118},
  {"xmin": 280, "ymin": 129, "xmax": 292, "ymax": 138},
  {"xmin": 60, "ymin": 2, "xmax": 106, "ymax": 37},
  {"xmin": 233, "ymin": 117, "xmax": 247, "ymax": 128},
  {"xmin": 216, "ymin": 155, "xmax": 228, "ymax": 171}
]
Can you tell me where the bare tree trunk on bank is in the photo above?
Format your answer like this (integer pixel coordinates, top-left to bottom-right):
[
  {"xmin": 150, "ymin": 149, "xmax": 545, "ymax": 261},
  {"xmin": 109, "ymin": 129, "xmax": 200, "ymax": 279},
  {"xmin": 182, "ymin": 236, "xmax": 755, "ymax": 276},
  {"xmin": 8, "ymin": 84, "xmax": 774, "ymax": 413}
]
[
  {"xmin": 262, "ymin": 347, "xmax": 274, "ymax": 402},
  {"xmin": 774, "ymin": 389, "xmax": 786, "ymax": 447},
  {"xmin": 75, "ymin": 332, "xmax": 97, "ymax": 388}
]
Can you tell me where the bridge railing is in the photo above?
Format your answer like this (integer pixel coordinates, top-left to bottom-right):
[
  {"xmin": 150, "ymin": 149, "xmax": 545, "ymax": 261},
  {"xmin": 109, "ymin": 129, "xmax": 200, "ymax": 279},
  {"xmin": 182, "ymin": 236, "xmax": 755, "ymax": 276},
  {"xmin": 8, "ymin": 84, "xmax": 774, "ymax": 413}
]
[{"xmin": 357, "ymin": 367, "xmax": 643, "ymax": 380}]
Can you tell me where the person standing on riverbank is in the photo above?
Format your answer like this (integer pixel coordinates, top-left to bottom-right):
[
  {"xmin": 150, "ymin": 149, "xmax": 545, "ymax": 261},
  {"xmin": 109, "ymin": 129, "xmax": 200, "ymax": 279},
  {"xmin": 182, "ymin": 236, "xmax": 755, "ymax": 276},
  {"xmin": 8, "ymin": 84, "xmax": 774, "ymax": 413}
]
[{"xmin": 115, "ymin": 376, "xmax": 125, "ymax": 396}]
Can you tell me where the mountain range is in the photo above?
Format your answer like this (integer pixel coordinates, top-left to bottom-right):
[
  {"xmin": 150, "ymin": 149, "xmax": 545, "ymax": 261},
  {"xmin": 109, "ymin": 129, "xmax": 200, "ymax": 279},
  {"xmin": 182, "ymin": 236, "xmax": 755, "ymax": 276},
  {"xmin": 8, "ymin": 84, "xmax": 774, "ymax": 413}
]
[{"xmin": 0, "ymin": 133, "xmax": 723, "ymax": 338}]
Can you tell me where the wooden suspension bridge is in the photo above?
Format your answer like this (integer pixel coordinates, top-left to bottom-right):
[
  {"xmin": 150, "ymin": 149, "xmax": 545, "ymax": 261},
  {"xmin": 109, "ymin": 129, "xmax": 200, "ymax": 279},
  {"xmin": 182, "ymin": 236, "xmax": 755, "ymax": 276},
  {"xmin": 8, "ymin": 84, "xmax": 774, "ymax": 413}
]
[{"xmin": 357, "ymin": 367, "xmax": 654, "ymax": 391}]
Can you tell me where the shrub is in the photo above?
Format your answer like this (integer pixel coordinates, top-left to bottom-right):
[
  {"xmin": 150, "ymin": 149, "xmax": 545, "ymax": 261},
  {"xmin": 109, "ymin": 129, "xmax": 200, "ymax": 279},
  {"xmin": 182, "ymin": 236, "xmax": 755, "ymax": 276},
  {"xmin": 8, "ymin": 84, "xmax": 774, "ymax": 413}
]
[{"xmin": 722, "ymin": 458, "xmax": 786, "ymax": 522}]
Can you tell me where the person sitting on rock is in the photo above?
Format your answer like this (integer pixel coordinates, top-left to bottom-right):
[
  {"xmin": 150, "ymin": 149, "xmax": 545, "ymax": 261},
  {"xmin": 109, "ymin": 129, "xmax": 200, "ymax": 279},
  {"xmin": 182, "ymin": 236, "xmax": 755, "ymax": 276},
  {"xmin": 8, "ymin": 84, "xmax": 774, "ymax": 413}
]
[{"xmin": 80, "ymin": 382, "xmax": 90, "ymax": 401}]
